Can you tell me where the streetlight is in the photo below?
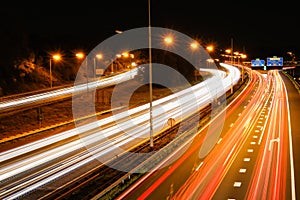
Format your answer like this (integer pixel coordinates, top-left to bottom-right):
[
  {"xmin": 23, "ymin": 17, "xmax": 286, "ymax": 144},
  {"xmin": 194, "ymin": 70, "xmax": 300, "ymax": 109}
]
[
  {"xmin": 239, "ymin": 53, "xmax": 247, "ymax": 82},
  {"xmin": 130, "ymin": 54, "xmax": 134, "ymax": 69},
  {"xmin": 75, "ymin": 52, "xmax": 87, "ymax": 84},
  {"xmin": 75, "ymin": 52, "xmax": 86, "ymax": 73},
  {"xmin": 234, "ymin": 51, "xmax": 239, "ymax": 64},
  {"xmin": 190, "ymin": 41, "xmax": 200, "ymax": 80},
  {"xmin": 75, "ymin": 52, "xmax": 85, "ymax": 59},
  {"xmin": 148, "ymin": 0, "xmax": 153, "ymax": 148},
  {"xmin": 231, "ymin": 37, "xmax": 234, "ymax": 64},
  {"xmin": 94, "ymin": 53, "xmax": 103, "ymax": 78},
  {"xmin": 49, "ymin": 53, "xmax": 61, "ymax": 88},
  {"xmin": 164, "ymin": 36, "xmax": 173, "ymax": 45},
  {"xmin": 206, "ymin": 58, "xmax": 214, "ymax": 67},
  {"xmin": 287, "ymin": 51, "xmax": 296, "ymax": 62},
  {"xmin": 120, "ymin": 52, "xmax": 135, "ymax": 70},
  {"xmin": 225, "ymin": 49, "xmax": 232, "ymax": 63},
  {"xmin": 206, "ymin": 45, "xmax": 214, "ymax": 53},
  {"xmin": 287, "ymin": 52, "xmax": 296, "ymax": 76},
  {"xmin": 190, "ymin": 41, "xmax": 199, "ymax": 50}
]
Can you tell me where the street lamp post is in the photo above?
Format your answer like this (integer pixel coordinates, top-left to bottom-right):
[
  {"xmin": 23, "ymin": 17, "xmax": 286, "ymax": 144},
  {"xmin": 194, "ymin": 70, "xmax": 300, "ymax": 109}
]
[
  {"xmin": 231, "ymin": 37, "xmax": 234, "ymax": 64},
  {"xmin": 240, "ymin": 53, "xmax": 247, "ymax": 82},
  {"xmin": 148, "ymin": 0, "xmax": 154, "ymax": 148},
  {"xmin": 75, "ymin": 52, "xmax": 86, "ymax": 78},
  {"xmin": 49, "ymin": 58, "xmax": 52, "ymax": 88},
  {"xmin": 94, "ymin": 53, "xmax": 103, "ymax": 78},
  {"xmin": 49, "ymin": 54, "xmax": 61, "ymax": 88},
  {"xmin": 225, "ymin": 49, "xmax": 232, "ymax": 63}
]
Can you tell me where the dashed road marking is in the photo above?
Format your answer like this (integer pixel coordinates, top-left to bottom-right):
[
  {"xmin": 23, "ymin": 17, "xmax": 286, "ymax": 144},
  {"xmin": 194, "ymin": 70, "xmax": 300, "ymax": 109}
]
[
  {"xmin": 217, "ymin": 138, "xmax": 222, "ymax": 144},
  {"xmin": 195, "ymin": 162, "xmax": 203, "ymax": 171},
  {"xmin": 247, "ymin": 149, "xmax": 254, "ymax": 153},
  {"xmin": 233, "ymin": 182, "xmax": 242, "ymax": 187}
]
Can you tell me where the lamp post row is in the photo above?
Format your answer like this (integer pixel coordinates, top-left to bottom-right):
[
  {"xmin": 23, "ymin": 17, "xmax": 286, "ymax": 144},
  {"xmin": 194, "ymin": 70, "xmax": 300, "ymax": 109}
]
[
  {"xmin": 49, "ymin": 32, "xmax": 246, "ymax": 150},
  {"xmin": 48, "ymin": 52, "xmax": 106, "ymax": 88}
]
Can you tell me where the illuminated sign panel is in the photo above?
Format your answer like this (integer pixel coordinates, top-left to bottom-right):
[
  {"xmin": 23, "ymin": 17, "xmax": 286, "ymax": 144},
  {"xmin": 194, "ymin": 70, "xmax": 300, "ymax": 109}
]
[
  {"xmin": 267, "ymin": 57, "xmax": 283, "ymax": 66},
  {"xmin": 251, "ymin": 59, "xmax": 265, "ymax": 66}
]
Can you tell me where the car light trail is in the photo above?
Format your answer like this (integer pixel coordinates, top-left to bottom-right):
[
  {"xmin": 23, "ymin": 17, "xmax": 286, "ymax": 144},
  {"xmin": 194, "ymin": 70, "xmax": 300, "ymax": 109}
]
[
  {"xmin": 120, "ymin": 68, "xmax": 273, "ymax": 200},
  {"xmin": 245, "ymin": 70, "xmax": 295, "ymax": 199},
  {"xmin": 0, "ymin": 68, "xmax": 138, "ymax": 113},
  {"xmin": 0, "ymin": 64, "xmax": 240, "ymax": 199}
]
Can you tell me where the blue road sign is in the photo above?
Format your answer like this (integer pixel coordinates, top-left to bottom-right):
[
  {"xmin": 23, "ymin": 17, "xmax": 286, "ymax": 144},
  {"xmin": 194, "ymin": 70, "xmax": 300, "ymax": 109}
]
[
  {"xmin": 267, "ymin": 57, "xmax": 283, "ymax": 66},
  {"xmin": 251, "ymin": 59, "xmax": 265, "ymax": 66}
]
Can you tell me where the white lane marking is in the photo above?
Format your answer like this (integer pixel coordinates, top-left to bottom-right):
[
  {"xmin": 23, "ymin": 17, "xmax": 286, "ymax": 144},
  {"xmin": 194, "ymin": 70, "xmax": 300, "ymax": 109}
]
[
  {"xmin": 247, "ymin": 149, "xmax": 254, "ymax": 153},
  {"xmin": 217, "ymin": 138, "xmax": 222, "ymax": 144},
  {"xmin": 244, "ymin": 158, "xmax": 250, "ymax": 162},
  {"xmin": 250, "ymin": 141, "xmax": 256, "ymax": 145},
  {"xmin": 195, "ymin": 162, "xmax": 203, "ymax": 171},
  {"xmin": 282, "ymin": 77, "xmax": 296, "ymax": 200},
  {"xmin": 253, "ymin": 135, "xmax": 258, "ymax": 139},
  {"xmin": 233, "ymin": 182, "xmax": 242, "ymax": 187},
  {"xmin": 239, "ymin": 168, "xmax": 247, "ymax": 173},
  {"xmin": 259, "ymin": 104, "xmax": 271, "ymax": 145},
  {"xmin": 268, "ymin": 138, "xmax": 280, "ymax": 151}
]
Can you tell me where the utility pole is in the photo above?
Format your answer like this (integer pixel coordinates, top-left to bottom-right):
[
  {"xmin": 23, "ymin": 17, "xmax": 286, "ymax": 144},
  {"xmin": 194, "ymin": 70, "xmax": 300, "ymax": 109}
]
[
  {"xmin": 148, "ymin": 0, "xmax": 153, "ymax": 148},
  {"xmin": 231, "ymin": 37, "xmax": 233, "ymax": 65}
]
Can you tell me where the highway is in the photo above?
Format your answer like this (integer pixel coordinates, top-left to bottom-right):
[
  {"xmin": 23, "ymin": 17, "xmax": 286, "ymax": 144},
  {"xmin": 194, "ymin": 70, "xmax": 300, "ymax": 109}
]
[
  {"xmin": 117, "ymin": 69, "xmax": 296, "ymax": 199},
  {"xmin": 213, "ymin": 70, "xmax": 295, "ymax": 199},
  {"xmin": 0, "ymin": 63, "xmax": 240, "ymax": 199},
  {"xmin": 281, "ymin": 71, "xmax": 300, "ymax": 199}
]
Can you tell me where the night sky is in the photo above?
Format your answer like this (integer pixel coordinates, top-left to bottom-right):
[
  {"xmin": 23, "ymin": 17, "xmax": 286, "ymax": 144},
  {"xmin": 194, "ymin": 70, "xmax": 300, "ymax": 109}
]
[{"xmin": 1, "ymin": 1, "xmax": 299, "ymax": 61}]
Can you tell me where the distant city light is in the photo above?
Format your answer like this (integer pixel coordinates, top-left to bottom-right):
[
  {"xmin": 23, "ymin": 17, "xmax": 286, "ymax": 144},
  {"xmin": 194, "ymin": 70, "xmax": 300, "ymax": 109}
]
[
  {"xmin": 122, "ymin": 52, "xmax": 129, "ymax": 58},
  {"xmin": 225, "ymin": 49, "xmax": 232, "ymax": 54}
]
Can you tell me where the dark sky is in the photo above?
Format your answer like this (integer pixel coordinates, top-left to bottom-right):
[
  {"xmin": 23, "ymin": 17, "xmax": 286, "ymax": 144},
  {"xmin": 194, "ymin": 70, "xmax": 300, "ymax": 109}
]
[{"xmin": 1, "ymin": 1, "xmax": 299, "ymax": 61}]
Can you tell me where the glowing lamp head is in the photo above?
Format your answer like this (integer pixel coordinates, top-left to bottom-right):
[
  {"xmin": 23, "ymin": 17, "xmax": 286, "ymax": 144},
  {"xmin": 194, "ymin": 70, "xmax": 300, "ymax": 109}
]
[
  {"xmin": 190, "ymin": 42, "xmax": 199, "ymax": 50},
  {"xmin": 206, "ymin": 45, "xmax": 214, "ymax": 52},
  {"xmin": 52, "ymin": 54, "xmax": 61, "ymax": 61},
  {"xmin": 76, "ymin": 53, "xmax": 85, "ymax": 59},
  {"xmin": 164, "ymin": 36, "xmax": 173, "ymax": 45},
  {"xmin": 96, "ymin": 54, "xmax": 103, "ymax": 59}
]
